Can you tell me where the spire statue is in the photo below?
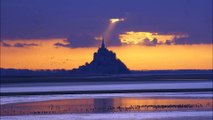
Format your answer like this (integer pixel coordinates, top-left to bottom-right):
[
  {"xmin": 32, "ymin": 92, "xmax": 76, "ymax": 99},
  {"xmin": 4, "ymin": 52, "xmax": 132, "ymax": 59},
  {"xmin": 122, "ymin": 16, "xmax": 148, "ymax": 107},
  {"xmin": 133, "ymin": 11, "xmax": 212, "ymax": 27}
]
[{"xmin": 101, "ymin": 37, "xmax": 105, "ymax": 48}]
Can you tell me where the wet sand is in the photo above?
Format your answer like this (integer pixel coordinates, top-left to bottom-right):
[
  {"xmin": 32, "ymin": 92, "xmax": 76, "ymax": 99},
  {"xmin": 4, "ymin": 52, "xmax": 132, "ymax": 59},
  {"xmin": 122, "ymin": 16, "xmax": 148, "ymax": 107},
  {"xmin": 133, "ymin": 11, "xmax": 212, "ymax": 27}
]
[{"xmin": 1, "ymin": 111, "xmax": 212, "ymax": 120}]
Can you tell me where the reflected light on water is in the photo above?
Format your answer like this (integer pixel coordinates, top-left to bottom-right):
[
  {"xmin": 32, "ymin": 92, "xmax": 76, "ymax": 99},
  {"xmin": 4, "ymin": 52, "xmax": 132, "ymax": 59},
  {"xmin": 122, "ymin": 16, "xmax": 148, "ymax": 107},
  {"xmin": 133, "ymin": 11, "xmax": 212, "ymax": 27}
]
[{"xmin": 1, "ymin": 97, "xmax": 212, "ymax": 116}]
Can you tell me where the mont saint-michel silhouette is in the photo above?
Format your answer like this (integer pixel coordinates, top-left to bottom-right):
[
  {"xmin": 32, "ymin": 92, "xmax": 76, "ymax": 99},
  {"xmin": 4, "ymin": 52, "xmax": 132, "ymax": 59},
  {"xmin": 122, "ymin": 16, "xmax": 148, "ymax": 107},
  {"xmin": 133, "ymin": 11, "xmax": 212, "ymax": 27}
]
[{"xmin": 73, "ymin": 38, "xmax": 130, "ymax": 74}]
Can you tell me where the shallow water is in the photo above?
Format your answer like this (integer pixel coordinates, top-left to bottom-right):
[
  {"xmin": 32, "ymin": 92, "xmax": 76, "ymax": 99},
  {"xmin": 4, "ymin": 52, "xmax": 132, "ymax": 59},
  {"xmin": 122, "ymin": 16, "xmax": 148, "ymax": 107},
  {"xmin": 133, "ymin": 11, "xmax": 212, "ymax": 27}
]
[
  {"xmin": 1, "ymin": 81, "xmax": 212, "ymax": 93},
  {"xmin": 1, "ymin": 94, "xmax": 212, "ymax": 116}
]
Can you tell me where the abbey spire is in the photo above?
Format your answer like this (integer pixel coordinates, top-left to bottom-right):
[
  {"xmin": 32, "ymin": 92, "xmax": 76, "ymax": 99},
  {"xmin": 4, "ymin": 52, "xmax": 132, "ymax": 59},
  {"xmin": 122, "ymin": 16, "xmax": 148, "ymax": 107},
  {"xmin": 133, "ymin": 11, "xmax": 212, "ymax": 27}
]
[{"xmin": 101, "ymin": 37, "xmax": 105, "ymax": 48}]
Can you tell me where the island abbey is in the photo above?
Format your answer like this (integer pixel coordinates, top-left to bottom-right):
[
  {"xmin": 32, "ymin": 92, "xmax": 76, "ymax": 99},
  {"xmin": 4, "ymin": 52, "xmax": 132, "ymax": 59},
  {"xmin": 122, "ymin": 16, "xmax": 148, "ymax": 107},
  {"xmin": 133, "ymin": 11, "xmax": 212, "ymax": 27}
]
[{"xmin": 73, "ymin": 38, "xmax": 130, "ymax": 74}]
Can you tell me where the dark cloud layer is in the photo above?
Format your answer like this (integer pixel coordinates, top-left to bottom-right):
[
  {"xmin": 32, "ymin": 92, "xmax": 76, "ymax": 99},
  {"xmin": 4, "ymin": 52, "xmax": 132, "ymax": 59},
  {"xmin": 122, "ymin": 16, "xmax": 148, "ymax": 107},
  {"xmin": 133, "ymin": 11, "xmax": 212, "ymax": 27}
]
[
  {"xmin": 143, "ymin": 38, "xmax": 158, "ymax": 46},
  {"xmin": 13, "ymin": 43, "xmax": 38, "ymax": 47},
  {"xmin": 54, "ymin": 34, "xmax": 99, "ymax": 48},
  {"xmin": 1, "ymin": 42, "xmax": 39, "ymax": 48},
  {"xmin": 1, "ymin": 0, "xmax": 212, "ymax": 46},
  {"xmin": 54, "ymin": 34, "xmax": 122, "ymax": 48},
  {"xmin": 2, "ymin": 42, "xmax": 11, "ymax": 47}
]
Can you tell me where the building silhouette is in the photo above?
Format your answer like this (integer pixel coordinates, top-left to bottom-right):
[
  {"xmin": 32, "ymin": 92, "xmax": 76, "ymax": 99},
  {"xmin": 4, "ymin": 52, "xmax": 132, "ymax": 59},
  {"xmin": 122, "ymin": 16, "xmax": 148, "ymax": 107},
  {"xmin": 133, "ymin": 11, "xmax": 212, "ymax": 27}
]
[{"xmin": 73, "ymin": 38, "xmax": 130, "ymax": 74}]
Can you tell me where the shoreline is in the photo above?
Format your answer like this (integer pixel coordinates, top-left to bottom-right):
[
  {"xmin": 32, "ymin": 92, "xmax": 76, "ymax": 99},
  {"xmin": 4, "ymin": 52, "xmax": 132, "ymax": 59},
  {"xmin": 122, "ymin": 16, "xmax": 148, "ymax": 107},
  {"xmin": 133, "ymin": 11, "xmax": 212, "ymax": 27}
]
[{"xmin": 1, "ymin": 88, "xmax": 212, "ymax": 96}]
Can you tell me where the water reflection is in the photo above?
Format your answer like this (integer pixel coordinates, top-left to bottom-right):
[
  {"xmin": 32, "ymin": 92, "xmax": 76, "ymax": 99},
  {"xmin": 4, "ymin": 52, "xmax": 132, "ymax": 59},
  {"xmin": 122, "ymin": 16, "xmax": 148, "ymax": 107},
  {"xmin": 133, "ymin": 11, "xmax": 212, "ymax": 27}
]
[{"xmin": 1, "ymin": 97, "xmax": 212, "ymax": 116}]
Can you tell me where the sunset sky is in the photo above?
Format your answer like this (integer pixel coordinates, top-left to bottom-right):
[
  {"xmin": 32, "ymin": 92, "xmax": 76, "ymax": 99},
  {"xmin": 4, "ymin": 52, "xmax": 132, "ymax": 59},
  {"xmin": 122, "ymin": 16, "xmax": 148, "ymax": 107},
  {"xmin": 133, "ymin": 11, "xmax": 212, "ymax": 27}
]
[{"xmin": 0, "ymin": 0, "xmax": 212, "ymax": 70}]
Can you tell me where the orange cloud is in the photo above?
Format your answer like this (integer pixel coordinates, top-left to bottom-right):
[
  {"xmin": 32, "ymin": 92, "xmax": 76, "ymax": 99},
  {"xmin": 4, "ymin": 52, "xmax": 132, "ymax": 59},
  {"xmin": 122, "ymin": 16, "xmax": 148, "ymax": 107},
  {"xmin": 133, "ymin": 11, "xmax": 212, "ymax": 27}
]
[{"xmin": 119, "ymin": 31, "xmax": 188, "ymax": 45}]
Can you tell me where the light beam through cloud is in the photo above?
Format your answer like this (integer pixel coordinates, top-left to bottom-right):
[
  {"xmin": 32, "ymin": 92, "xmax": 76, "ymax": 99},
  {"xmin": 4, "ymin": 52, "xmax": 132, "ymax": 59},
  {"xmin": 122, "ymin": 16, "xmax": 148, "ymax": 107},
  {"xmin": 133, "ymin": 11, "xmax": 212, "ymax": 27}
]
[{"xmin": 104, "ymin": 18, "xmax": 125, "ymax": 45}]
